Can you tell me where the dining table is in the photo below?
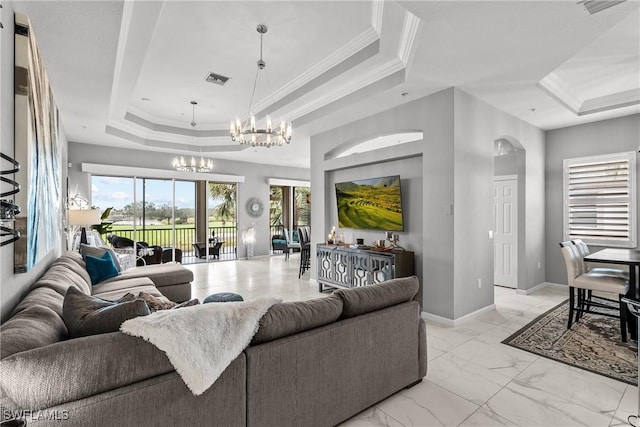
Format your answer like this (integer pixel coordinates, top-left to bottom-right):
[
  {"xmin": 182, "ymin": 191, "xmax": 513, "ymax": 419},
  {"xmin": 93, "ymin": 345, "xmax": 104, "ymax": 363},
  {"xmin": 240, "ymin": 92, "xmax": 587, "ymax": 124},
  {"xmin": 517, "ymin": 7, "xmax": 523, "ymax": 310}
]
[{"xmin": 585, "ymin": 248, "xmax": 640, "ymax": 340}]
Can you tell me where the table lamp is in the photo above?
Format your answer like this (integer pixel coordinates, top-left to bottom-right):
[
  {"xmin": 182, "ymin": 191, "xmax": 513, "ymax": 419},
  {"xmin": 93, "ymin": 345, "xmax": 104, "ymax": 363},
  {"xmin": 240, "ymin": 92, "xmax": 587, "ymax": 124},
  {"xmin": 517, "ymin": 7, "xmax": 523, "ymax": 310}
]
[{"xmin": 68, "ymin": 209, "xmax": 102, "ymax": 248}]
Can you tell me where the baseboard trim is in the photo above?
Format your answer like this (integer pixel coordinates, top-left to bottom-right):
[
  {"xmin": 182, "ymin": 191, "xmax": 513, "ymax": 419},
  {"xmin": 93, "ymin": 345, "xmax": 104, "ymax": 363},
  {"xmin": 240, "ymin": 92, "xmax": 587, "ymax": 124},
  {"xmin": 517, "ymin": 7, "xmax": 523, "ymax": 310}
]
[
  {"xmin": 422, "ymin": 303, "xmax": 497, "ymax": 327},
  {"xmin": 516, "ymin": 282, "xmax": 566, "ymax": 295}
]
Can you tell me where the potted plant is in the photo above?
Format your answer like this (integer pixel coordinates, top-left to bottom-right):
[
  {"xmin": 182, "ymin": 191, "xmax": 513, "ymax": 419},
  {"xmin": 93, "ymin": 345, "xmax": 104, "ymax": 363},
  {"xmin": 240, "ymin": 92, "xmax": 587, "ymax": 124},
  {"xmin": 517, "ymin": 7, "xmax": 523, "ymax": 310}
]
[{"xmin": 91, "ymin": 207, "xmax": 114, "ymax": 237}]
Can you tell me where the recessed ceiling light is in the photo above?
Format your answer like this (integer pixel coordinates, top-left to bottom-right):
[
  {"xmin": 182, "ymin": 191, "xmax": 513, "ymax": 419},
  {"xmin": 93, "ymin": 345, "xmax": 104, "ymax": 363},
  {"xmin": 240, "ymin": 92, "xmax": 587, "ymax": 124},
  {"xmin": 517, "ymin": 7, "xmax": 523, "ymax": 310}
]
[{"xmin": 141, "ymin": 97, "xmax": 151, "ymax": 102}]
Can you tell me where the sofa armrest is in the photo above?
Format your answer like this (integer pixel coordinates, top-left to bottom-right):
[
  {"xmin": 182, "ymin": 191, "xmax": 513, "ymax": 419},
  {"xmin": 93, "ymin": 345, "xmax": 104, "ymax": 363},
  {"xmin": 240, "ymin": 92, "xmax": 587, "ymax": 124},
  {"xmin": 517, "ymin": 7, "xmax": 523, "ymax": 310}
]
[{"xmin": 0, "ymin": 332, "xmax": 174, "ymax": 410}]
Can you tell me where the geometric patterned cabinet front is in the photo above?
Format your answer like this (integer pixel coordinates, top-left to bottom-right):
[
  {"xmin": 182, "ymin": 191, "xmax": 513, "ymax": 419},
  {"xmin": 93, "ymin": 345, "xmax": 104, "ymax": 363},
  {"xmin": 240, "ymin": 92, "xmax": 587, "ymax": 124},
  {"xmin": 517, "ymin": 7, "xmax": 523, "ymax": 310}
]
[{"xmin": 316, "ymin": 244, "xmax": 414, "ymax": 292}]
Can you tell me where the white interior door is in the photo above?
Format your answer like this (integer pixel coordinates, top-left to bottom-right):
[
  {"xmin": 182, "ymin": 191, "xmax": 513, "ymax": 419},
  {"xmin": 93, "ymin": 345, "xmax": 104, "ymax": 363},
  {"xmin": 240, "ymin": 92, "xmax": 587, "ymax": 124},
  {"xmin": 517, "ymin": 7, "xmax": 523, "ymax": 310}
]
[{"xmin": 494, "ymin": 177, "xmax": 518, "ymax": 288}]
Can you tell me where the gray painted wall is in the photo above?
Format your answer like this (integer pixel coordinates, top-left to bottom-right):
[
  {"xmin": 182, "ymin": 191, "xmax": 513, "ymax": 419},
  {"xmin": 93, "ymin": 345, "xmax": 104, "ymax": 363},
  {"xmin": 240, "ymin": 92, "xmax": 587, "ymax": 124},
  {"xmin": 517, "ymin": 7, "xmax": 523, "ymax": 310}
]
[
  {"xmin": 311, "ymin": 88, "xmax": 546, "ymax": 321},
  {"xmin": 454, "ymin": 90, "xmax": 545, "ymax": 317},
  {"xmin": 326, "ymin": 156, "xmax": 424, "ymax": 302},
  {"xmin": 311, "ymin": 89, "xmax": 453, "ymax": 317},
  {"xmin": 68, "ymin": 142, "xmax": 310, "ymax": 257},
  {"xmin": 495, "ymin": 151, "xmax": 524, "ymax": 176},
  {"xmin": 1, "ymin": 6, "xmax": 68, "ymax": 322},
  {"xmin": 545, "ymin": 114, "xmax": 640, "ymax": 285}
]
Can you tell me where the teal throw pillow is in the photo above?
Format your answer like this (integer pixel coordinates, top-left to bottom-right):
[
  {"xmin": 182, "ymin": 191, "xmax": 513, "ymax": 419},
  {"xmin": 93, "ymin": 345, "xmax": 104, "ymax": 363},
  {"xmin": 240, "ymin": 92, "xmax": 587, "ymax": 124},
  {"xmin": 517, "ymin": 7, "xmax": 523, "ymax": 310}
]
[
  {"xmin": 80, "ymin": 243, "xmax": 122, "ymax": 272},
  {"xmin": 85, "ymin": 251, "xmax": 119, "ymax": 285}
]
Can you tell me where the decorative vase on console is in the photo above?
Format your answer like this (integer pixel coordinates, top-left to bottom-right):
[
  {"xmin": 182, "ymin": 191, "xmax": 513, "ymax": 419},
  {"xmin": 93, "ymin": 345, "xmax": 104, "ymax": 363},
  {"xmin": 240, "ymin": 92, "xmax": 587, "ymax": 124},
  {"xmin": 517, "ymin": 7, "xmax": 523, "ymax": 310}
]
[{"xmin": 328, "ymin": 226, "xmax": 336, "ymax": 244}]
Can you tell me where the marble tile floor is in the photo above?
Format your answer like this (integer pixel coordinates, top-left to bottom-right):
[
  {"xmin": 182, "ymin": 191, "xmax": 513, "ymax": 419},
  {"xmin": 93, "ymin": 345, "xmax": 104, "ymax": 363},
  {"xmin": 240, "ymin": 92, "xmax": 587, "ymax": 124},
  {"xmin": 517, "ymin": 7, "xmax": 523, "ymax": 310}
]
[{"xmin": 184, "ymin": 256, "xmax": 639, "ymax": 427}]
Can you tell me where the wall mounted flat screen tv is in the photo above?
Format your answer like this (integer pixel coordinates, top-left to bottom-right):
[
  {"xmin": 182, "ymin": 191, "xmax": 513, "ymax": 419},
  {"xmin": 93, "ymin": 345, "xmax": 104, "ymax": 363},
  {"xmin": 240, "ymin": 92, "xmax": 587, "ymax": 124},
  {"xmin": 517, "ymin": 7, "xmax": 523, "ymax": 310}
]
[{"xmin": 335, "ymin": 175, "xmax": 404, "ymax": 231}]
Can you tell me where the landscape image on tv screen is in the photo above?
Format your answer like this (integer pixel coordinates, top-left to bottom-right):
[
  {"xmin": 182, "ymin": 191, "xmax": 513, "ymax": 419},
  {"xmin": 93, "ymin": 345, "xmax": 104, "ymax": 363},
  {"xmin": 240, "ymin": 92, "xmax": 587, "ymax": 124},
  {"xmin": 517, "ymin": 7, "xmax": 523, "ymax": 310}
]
[{"xmin": 335, "ymin": 175, "xmax": 404, "ymax": 231}]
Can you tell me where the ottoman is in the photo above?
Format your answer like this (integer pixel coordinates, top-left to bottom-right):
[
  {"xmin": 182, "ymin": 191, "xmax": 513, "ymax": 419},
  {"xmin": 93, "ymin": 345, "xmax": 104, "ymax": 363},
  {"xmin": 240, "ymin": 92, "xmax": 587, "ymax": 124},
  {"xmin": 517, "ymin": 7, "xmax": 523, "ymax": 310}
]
[{"xmin": 203, "ymin": 292, "xmax": 244, "ymax": 303}]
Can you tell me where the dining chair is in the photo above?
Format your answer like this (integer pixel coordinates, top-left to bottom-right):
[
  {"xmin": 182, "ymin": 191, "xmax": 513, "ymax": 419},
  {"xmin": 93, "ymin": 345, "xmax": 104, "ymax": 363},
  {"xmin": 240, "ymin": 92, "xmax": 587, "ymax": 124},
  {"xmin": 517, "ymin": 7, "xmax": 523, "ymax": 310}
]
[
  {"xmin": 570, "ymin": 239, "xmax": 629, "ymax": 316},
  {"xmin": 284, "ymin": 229, "xmax": 301, "ymax": 253},
  {"xmin": 571, "ymin": 239, "xmax": 629, "ymax": 279},
  {"xmin": 560, "ymin": 242, "xmax": 629, "ymax": 341},
  {"xmin": 297, "ymin": 227, "xmax": 311, "ymax": 278}
]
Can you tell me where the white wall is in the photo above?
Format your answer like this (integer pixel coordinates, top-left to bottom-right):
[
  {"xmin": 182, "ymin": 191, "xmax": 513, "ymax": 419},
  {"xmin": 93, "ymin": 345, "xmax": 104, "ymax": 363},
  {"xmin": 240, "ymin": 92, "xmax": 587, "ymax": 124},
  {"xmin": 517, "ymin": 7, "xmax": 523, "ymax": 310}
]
[
  {"xmin": 67, "ymin": 142, "xmax": 310, "ymax": 257},
  {"xmin": 1, "ymin": 7, "xmax": 68, "ymax": 322},
  {"xmin": 545, "ymin": 114, "xmax": 640, "ymax": 285}
]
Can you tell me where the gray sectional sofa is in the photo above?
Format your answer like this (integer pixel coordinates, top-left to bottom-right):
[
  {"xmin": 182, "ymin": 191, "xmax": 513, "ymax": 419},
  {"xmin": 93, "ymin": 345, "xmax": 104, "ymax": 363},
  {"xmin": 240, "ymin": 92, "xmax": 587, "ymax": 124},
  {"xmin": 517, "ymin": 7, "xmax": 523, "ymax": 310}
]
[{"xmin": 0, "ymin": 251, "xmax": 426, "ymax": 427}]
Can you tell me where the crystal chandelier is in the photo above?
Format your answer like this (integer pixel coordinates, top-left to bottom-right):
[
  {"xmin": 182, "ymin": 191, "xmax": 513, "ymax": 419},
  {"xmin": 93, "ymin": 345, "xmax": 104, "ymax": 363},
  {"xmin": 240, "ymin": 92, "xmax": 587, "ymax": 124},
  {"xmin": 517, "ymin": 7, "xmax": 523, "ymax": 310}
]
[
  {"xmin": 230, "ymin": 25, "xmax": 292, "ymax": 148},
  {"xmin": 172, "ymin": 101, "xmax": 214, "ymax": 173}
]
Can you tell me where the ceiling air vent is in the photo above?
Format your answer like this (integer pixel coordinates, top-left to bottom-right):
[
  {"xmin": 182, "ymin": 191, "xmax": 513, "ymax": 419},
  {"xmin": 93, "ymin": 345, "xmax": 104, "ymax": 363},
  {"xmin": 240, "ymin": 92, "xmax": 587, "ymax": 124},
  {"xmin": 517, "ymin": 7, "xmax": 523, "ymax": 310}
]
[
  {"xmin": 204, "ymin": 72, "xmax": 230, "ymax": 86},
  {"xmin": 578, "ymin": 0, "xmax": 625, "ymax": 15}
]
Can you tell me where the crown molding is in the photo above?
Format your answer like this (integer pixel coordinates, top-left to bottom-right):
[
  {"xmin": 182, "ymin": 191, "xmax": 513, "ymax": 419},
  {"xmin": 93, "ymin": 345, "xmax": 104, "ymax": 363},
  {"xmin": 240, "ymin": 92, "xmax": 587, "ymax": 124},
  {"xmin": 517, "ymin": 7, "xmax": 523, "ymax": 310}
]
[
  {"xmin": 124, "ymin": 110, "xmax": 228, "ymax": 137},
  {"xmin": 286, "ymin": 58, "xmax": 405, "ymax": 121},
  {"xmin": 398, "ymin": 10, "xmax": 421, "ymax": 66},
  {"xmin": 250, "ymin": 27, "xmax": 380, "ymax": 115},
  {"xmin": 537, "ymin": 72, "xmax": 583, "ymax": 114},
  {"xmin": 580, "ymin": 88, "xmax": 640, "ymax": 115},
  {"xmin": 105, "ymin": 125, "xmax": 247, "ymax": 153},
  {"xmin": 539, "ymin": 72, "xmax": 640, "ymax": 116},
  {"xmin": 372, "ymin": 0, "xmax": 384, "ymax": 34},
  {"xmin": 108, "ymin": 1, "xmax": 163, "ymax": 121}
]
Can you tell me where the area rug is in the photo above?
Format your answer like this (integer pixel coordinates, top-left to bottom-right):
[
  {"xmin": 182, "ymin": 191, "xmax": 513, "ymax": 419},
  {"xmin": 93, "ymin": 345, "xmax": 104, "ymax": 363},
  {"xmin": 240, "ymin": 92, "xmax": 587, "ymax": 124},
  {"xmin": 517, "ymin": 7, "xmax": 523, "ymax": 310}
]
[{"xmin": 502, "ymin": 300, "xmax": 638, "ymax": 385}]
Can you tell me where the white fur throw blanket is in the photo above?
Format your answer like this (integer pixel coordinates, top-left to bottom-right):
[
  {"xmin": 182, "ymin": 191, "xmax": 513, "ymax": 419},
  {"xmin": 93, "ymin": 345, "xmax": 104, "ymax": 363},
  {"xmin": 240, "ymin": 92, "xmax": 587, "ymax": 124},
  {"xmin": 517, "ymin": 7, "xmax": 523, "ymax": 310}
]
[{"xmin": 120, "ymin": 297, "xmax": 279, "ymax": 395}]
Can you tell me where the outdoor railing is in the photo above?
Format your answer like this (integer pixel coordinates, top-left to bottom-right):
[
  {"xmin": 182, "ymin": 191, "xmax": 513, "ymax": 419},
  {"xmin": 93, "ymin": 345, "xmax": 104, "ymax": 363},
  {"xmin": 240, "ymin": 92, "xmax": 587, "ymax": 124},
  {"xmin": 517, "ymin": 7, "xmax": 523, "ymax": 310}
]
[{"xmin": 108, "ymin": 226, "xmax": 237, "ymax": 260}]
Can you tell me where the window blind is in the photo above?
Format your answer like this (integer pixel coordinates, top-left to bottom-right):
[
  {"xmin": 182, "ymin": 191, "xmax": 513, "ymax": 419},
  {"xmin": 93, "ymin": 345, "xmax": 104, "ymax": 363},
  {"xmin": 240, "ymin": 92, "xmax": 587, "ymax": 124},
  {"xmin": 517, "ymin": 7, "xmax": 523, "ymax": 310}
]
[{"xmin": 563, "ymin": 152, "xmax": 637, "ymax": 248}]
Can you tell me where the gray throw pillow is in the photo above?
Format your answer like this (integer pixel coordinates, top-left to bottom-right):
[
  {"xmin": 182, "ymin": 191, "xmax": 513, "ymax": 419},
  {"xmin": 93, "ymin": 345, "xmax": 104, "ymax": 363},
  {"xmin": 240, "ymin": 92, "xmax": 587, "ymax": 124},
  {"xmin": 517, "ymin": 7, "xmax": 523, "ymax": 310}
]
[
  {"xmin": 80, "ymin": 244, "xmax": 122, "ymax": 272},
  {"xmin": 251, "ymin": 295, "xmax": 343, "ymax": 345},
  {"xmin": 333, "ymin": 276, "xmax": 420, "ymax": 319},
  {"xmin": 63, "ymin": 287, "xmax": 150, "ymax": 338}
]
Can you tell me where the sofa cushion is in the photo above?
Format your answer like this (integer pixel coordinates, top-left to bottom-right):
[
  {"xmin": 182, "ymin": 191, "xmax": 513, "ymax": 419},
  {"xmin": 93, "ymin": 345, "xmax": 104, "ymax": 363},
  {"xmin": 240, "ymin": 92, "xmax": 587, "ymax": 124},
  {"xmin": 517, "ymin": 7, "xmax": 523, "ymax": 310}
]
[
  {"xmin": 80, "ymin": 243, "xmax": 122, "ymax": 272},
  {"xmin": 91, "ymin": 276, "xmax": 157, "ymax": 296},
  {"xmin": 92, "ymin": 285, "xmax": 165, "ymax": 303},
  {"xmin": 63, "ymin": 287, "xmax": 150, "ymax": 338},
  {"xmin": 9, "ymin": 286, "xmax": 64, "ymax": 319},
  {"xmin": 85, "ymin": 252, "xmax": 120, "ymax": 285},
  {"xmin": 28, "ymin": 251, "xmax": 92, "ymax": 298},
  {"xmin": 115, "ymin": 263, "xmax": 194, "ymax": 288},
  {"xmin": 0, "ymin": 304, "xmax": 68, "ymax": 359},
  {"xmin": 333, "ymin": 276, "xmax": 420, "ymax": 319},
  {"xmin": 251, "ymin": 295, "xmax": 343, "ymax": 345}
]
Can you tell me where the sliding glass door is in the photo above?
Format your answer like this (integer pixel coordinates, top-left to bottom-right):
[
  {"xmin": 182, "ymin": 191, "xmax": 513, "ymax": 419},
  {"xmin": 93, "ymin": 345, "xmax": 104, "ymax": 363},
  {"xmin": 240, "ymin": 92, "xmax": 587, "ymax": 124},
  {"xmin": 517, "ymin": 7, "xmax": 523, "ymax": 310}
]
[
  {"xmin": 268, "ymin": 184, "xmax": 311, "ymax": 252},
  {"xmin": 207, "ymin": 182, "xmax": 237, "ymax": 260},
  {"xmin": 91, "ymin": 175, "xmax": 236, "ymax": 264}
]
